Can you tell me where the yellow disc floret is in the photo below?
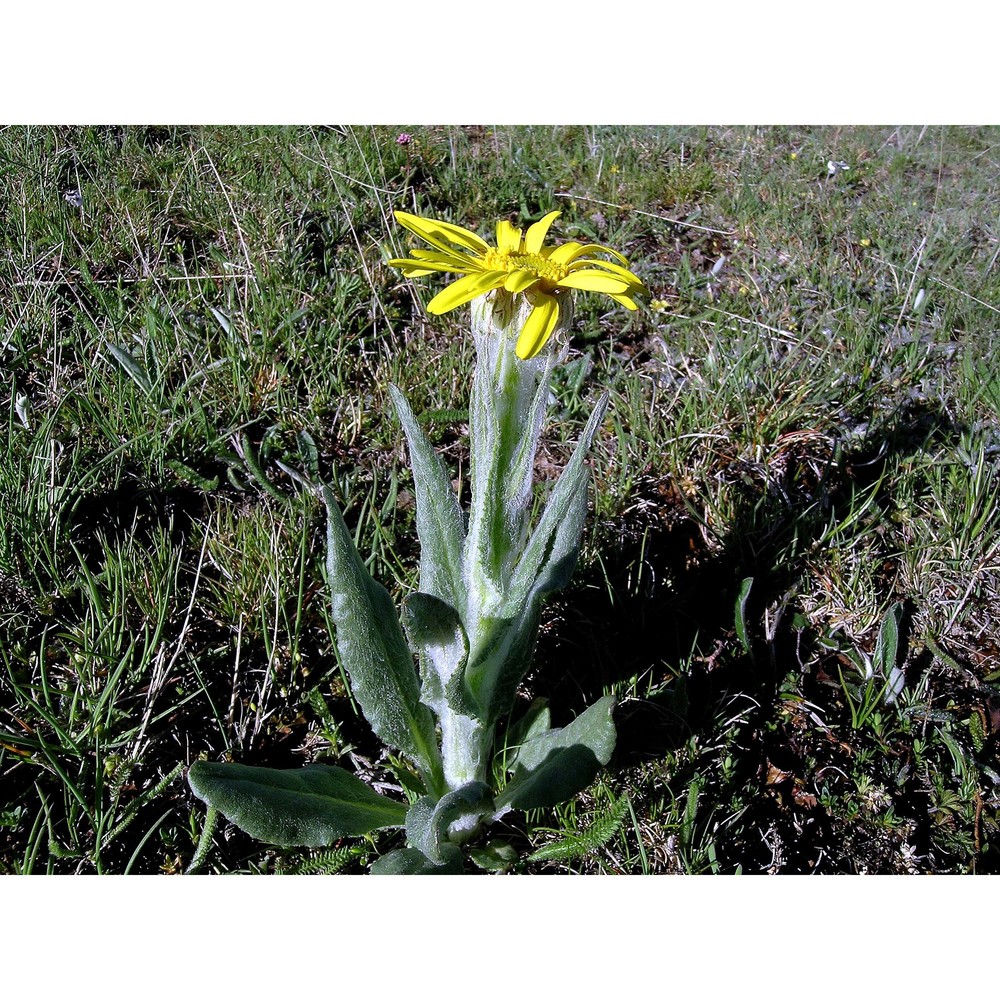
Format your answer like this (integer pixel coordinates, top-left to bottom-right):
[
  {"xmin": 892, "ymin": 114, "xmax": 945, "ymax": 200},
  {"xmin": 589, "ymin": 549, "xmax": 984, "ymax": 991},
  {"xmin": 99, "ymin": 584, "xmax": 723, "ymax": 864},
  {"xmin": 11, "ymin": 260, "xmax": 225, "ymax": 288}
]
[{"xmin": 482, "ymin": 249, "xmax": 569, "ymax": 287}]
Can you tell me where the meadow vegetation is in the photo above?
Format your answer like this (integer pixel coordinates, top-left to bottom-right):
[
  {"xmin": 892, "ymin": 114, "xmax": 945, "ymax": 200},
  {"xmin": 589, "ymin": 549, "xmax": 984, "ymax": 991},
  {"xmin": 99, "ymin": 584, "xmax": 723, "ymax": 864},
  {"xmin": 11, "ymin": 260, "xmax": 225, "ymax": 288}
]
[{"xmin": 2, "ymin": 124, "xmax": 999, "ymax": 873}]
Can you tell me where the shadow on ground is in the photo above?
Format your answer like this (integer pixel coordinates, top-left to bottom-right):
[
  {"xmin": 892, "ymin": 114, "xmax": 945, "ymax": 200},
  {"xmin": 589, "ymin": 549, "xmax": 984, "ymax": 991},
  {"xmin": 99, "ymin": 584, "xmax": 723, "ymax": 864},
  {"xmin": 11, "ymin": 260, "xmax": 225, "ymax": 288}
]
[{"xmin": 524, "ymin": 399, "xmax": 997, "ymax": 872}]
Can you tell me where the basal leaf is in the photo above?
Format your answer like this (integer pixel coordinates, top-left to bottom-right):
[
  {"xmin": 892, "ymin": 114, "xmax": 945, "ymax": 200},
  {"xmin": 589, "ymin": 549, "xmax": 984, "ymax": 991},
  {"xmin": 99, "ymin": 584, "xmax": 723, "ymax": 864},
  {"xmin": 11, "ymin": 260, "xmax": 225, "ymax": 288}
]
[
  {"xmin": 496, "ymin": 696, "xmax": 616, "ymax": 812},
  {"xmin": 432, "ymin": 781, "xmax": 494, "ymax": 847},
  {"xmin": 469, "ymin": 840, "xmax": 518, "ymax": 871},
  {"xmin": 369, "ymin": 845, "xmax": 465, "ymax": 875},
  {"xmin": 187, "ymin": 761, "xmax": 407, "ymax": 847},
  {"xmin": 405, "ymin": 782, "xmax": 494, "ymax": 863}
]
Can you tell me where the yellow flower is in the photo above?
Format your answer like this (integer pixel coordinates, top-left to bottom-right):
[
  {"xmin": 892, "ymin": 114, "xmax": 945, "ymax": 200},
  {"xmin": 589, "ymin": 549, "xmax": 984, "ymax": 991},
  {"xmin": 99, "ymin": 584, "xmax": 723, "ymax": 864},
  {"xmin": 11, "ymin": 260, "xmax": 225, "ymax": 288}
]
[{"xmin": 389, "ymin": 210, "xmax": 646, "ymax": 360}]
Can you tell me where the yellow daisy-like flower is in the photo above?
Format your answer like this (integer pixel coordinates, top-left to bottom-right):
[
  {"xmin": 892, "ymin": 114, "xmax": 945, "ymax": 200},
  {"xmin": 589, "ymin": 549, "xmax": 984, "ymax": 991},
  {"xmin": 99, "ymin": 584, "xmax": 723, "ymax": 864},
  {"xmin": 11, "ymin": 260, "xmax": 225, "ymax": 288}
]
[{"xmin": 389, "ymin": 210, "xmax": 646, "ymax": 360}]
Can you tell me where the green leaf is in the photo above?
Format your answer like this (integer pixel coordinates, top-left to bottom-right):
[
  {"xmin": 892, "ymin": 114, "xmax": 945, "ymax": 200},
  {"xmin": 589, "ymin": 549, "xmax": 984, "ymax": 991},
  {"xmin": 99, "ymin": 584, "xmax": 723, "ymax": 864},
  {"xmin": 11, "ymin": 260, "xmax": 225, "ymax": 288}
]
[
  {"xmin": 404, "ymin": 797, "xmax": 437, "ymax": 861},
  {"xmin": 241, "ymin": 432, "xmax": 287, "ymax": 502},
  {"xmin": 321, "ymin": 485, "xmax": 443, "ymax": 789},
  {"xmin": 734, "ymin": 576, "xmax": 754, "ymax": 653},
  {"xmin": 405, "ymin": 782, "xmax": 493, "ymax": 862},
  {"xmin": 298, "ymin": 429, "xmax": 320, "ymax": 480},
  {"xmin": 469, "ymin": 840, "xmax": 518, "ymax": 871},
  {"xmin": 389, "ymin": 385, "xmax": 466, "ymax": 610},
  {"xmin": 370, "ymin": 845, "xmax": 465, "ymax": 874},
  {"xmin": 466, "ymin": 396, "xmax": 607, "ymax": 723},
  {"xmin": 402, "ymin": 591, "xmax": 473, "ymax": 717},
  {"xmin": 505, "ymin": 698, "xmax": 551, "ymax": 757},
  {"xmin": 289, "ymin": 844, "xmax": 371, "ymax": 875},
  {"xmin": 875, "ymin": 601, "xmax": 906, "ymax": 703},
  {"xmin": 165, "ymin": 458, "xmax": 220, "ymax": 492},
  {"xmin": 497, "ymin": 696, "xmax": 617, "ymax": 812},
  {"xmin": 509, "ymin": 394, "xmax": 607, "ymax": 603},
  {"xmin": 433, "ymin": 781, "xmax": 494, "ymax": 846},
  {"xmin": 875, "ymin": 601, "xmax": 903, "ymax": 675},
  {"xmin": 187, "ymin": 761, "xmax": 407, "ymax": 847},
  {"xmin": 104, "ymin": 342, "xmax": 153, "ymax": 395},
  {"xmin": 526, "ymin": 794, "xmax": 630, "ymax": 863},
  {"xmin": 464, "ymin": 606, "xmax": 541, "ymax": 725}
]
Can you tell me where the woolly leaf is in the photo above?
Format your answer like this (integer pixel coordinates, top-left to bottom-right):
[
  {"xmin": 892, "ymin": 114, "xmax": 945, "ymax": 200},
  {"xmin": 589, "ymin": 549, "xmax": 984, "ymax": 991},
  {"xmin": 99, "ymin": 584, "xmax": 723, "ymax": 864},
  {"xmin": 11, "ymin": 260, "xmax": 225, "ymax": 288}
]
[
  {"xmin": 509, "ymin": 393, "xmax": 607, "ymax": 604},
  {"xmin": 405, "ymin": 782, "xmax": 494, "ymax": 863},
  {"xmin": 187, "ymin": 761, "xmax": 407, "ymax": 847},
  {"xmin": 389, "ymin": 385, "xmax": 466, "ymax": 608},
  {"xmin": 433, "ymin": 781, "xmax": 494, "ymax": 846},
  {"xmin": 370, "ymin": 845, "xmax": 465, "ymax": 874},
  {"xmin": 321, "ymin": 485, "xmax": 442, "ymax": 786},
  {"xmin": 505, "ymin": 698, "xmax": 551, "ymax": 759},
  {"xmin": 463, "ymin": 606, "xmax": 540, "ymax": 725},
  {"xmin": 465, "ymin": 397, "xmax": 607, "ymax": 724},
  {"xmin": 469, "ymin": 840, "xmax": 518, "ymax": 871},
  {"xmin": 402, "ymin": 591, "xmax": 474, "ymax": 718},
  {"xmin": 497, "ymin": 696, "xmax": 616, "ymax": 812}
]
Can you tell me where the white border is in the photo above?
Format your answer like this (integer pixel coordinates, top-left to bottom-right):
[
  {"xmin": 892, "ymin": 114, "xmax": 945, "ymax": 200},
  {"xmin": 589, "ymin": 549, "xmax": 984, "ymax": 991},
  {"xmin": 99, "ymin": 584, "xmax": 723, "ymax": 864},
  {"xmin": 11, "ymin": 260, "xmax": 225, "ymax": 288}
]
[{"xmin": 4, "ymin": 2, "xmax": 992, "ymax": 123}]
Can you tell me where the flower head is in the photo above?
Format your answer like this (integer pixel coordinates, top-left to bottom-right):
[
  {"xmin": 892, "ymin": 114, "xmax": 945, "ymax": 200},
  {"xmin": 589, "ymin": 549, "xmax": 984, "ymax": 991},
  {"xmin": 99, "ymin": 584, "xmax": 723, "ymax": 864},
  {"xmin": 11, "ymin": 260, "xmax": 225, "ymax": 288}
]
[{"xmin": 389, "ymin": 210, "xmax": 646, "ymax": 360}]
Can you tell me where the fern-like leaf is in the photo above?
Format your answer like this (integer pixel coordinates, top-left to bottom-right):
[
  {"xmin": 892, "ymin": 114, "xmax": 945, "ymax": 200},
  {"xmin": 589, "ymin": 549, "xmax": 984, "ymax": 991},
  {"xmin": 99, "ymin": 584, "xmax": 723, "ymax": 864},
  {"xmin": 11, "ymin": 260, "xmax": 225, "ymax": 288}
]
[{"xmin": 526, "ymin": 793, "xmax": 630, "ymax": 863}]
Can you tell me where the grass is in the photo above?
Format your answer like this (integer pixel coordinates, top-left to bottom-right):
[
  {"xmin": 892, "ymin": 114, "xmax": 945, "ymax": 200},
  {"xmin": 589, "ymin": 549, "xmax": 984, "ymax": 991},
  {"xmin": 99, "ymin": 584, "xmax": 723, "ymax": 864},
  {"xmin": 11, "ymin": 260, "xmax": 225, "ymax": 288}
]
[{"xmin": 2, "ymin": 124, "xmax": 999, "ymax": 873}]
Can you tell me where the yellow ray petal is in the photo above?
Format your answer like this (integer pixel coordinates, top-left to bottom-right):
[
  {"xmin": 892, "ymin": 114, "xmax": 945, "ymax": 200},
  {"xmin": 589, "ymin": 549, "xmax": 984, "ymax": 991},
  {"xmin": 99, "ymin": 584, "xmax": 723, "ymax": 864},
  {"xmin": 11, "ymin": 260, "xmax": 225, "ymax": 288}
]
[
  {"xmin": 388, "ymin": 257, "xmax": 477, "ymax": 276},
  {"xmin": 409, "ymin": 248, "xmax": 472, "ymax": 264},
  {"xmin": 394, "ymin": 211, "xmax": 491, "ymax": 255},
  {"xmin": 556, "ymin": 242, "xmax": 630, "ymax": 266},
  {"xmin": 547, "ymin": 241, "xmax": 585, "ymax": 265},
  {"xmin": 496, "ymin": 219, "xmax": 523, "ymax": 253},
  {"xmin": 608, "ymin": 292, "xmax": 640, "ymax": 310},
  {"xmin": 426, "ymin": 270, "xmax": 507, "ymax": 314},
  {"xmin": 569, "ymin": 256, "xmax": 645, "ymax": 286},
  {"xmin": 394, "ymin": 224, "xmax": 473, "ymax": 259},
  {"xmin": 389, "ymin": 261, "xmax": 446, "ymax": 277},
  {"xmin": 556, "ymin": 269, "xmax": 631, "ymax": 294},
  {"xmin": 524, "ymin": 210, "xmax": 561, "ymax": 255},
  {"xmin": 515, "ymin": 295, "xmax": 560, "ymax": 360},
  {"xmin": 504, "ymin": 270, "xmax": 540, "ymax": 293},
  {"xmin": 404, "ymin": 248, "xmax": 481, "ymax": 274}
]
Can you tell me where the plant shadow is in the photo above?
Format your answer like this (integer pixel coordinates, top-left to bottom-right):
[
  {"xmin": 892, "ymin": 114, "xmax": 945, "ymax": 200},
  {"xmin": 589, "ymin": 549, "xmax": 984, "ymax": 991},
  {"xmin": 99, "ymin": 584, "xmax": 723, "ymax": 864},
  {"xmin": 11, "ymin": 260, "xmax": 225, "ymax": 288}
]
[
  {"xmin": 532, "ymin": 398, "xmax": 970, "ymax": 743},
  {"xmin": 523, "ymin": 400, "xmax": 978, "ymax": 870}
]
